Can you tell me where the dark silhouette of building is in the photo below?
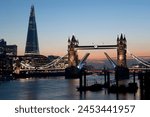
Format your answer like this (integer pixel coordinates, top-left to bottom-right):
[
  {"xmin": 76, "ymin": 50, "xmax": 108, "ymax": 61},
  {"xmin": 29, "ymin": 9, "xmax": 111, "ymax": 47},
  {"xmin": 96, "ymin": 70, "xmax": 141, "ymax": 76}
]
[
  {"xmin": 6, "ymin": 45, "xmax": 17, "ymax": 56},
  {"xmin": 0, "ymin": 39, "xmax": 17, "ymax": 56},
  {"xmin": 0, "ymin": 39, "xmax": 14, "ymax": 79},
  {"xmin": 25, "ymin": 5, "xmax": 39, "ymax": 55},
  {"xmin": 0, "ymin": 39, "xmax": 6, "ymax": 55},
  {"xmin": 0, "ymin": 54, "xmax": 13, "ymax": 78}
]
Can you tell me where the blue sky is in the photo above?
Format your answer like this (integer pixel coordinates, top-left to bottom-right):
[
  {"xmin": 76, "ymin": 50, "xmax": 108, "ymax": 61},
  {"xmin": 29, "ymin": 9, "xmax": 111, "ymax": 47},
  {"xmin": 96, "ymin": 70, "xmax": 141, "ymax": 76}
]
[{"xmin": 0, "ymin": 0, "xmax": 150, "ymax": 59}]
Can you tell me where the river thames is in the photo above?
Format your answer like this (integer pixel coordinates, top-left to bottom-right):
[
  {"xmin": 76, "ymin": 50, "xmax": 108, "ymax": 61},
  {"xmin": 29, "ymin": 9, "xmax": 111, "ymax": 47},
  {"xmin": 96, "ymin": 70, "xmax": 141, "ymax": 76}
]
[{"xmin": 0, "ymin": 75, "xmax": 140, "ymax": 100}]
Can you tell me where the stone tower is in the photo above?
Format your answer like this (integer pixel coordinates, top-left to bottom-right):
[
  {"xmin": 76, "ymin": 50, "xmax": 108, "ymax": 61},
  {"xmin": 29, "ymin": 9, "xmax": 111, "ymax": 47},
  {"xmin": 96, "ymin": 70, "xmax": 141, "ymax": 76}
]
[
  {"xmin": 116, "ymin": 34, "xmax": 129, "ymax": 81},
  {"xmin": 117, "ymin": 34, "xmax": 127, "ymax": 67},
  {"xmin": 68, "ymin": 35, "xmax": 79, "ymax": 67}
]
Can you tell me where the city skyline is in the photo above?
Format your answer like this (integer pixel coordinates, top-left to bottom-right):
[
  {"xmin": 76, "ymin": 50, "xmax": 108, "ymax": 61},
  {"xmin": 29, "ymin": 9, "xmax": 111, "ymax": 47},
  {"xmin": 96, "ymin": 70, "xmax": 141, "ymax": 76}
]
[{"xmin": 0, "ymin": 0, "xmax": 150, "ymax": 60}]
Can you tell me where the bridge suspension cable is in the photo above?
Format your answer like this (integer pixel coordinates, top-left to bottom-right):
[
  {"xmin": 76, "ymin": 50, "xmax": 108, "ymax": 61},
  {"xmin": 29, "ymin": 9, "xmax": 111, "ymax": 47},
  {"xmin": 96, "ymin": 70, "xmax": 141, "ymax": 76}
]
[
  {"xmin": 40, "ymin": 54, "xmax": 68, "ymax": 69},
  {"xmin": 127, "ymin": 50, "xmax": 150, "ymax": 68},
  {"xmin": 14, "ymin": 54, "xmax": 68, "ymax": 71},
  {"xmin": 20, "ymin": 62, "xmax": 35, "ymax": 69}
]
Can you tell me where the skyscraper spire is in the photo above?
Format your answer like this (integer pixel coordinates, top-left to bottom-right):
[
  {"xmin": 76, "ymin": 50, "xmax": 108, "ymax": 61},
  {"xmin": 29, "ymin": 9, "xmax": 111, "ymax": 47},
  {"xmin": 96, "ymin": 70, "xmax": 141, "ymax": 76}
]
[
  {"xmin": 25, "ymin": 5, "xmax": 39, "ymax": 55},
  {"xmin": 30, "ymin": 5, "xmax": 35, "ymax": 16}
]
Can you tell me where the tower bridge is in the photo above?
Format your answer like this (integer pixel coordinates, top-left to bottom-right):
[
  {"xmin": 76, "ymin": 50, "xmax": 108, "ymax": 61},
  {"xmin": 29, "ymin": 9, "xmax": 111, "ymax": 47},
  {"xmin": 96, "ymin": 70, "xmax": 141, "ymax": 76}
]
[
  {"xmin": 67, "ymin": 34, "xmax": 127, "ymax": 68},
  {"xmin": 66, "ymin": 34, "xmax": 129, "ymax": 79}
]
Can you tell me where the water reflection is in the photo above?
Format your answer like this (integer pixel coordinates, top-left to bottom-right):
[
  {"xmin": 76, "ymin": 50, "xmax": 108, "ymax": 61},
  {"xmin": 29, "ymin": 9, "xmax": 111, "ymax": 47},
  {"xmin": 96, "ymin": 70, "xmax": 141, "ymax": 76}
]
[
  {"xmin": 0, "ymin": 76, "xmax": 140, "ymax": 100},
  {"xmin": 23, "ymin": 79, "xmax": 39, "ymax": 99}
]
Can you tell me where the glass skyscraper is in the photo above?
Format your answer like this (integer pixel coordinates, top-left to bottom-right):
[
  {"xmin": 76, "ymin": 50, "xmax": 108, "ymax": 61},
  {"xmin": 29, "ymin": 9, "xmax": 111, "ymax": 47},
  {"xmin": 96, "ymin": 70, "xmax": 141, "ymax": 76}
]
[{"xmin": 25, "ymin": 5, "xmax": 39, "ymax": 55}]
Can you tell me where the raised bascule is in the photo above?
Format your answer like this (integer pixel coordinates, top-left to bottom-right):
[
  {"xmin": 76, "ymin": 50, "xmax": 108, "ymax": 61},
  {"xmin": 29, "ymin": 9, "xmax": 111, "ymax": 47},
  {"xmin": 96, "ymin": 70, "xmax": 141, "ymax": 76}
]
[{"xmin": 65, "ymin": 34, "xmax": 129, "ymax": 80}]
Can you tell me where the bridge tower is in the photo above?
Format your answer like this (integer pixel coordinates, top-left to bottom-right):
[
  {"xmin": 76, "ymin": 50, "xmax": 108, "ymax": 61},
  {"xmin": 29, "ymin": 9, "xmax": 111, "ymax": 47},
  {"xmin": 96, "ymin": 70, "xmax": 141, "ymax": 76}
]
[
  {"xmin": 116, "ymin": 34, "xmax": 129, "ymax": 82},
  {"xmin": 65, "ymin": 35, "xmax": 79, "ymax": 78},
  {"xmin": 68, "ymin": 35, "xmax": 79, "ymax": 67},
  {"xmin": 117, "ymin": 34, "xmax": 127, "ymax": 67}
]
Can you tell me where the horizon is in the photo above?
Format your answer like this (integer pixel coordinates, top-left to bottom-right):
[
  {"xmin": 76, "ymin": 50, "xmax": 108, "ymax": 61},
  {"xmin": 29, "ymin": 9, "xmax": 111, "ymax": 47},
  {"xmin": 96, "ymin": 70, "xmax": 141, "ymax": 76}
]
[{"xmin": 0, "ymin": 0, "xmax": 150, "ymax": 60}]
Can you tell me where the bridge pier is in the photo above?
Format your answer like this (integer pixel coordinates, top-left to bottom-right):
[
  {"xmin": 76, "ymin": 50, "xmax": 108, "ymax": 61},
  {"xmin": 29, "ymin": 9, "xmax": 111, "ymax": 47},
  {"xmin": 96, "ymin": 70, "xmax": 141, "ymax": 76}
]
[
  {"xmin": 139, "ymin": 71, "xmax": 150, "ymax": 100},
  {"xmin": 78, "ymin": 68, "xmax": 87, "ymax": 92},
  {"xmin": 115, "ymin": 66, "xmax": 129, "ymax": 81},
  {"xmin": 104, "ymin": 69, "xmax": 107, "ymax": 86},
  {"xmin": 79, "ymin": 71, "xmax": 83, "ymax": 91},
  {"xmin": 103, "ymin": 68, "xmax": 110, "ymax": 88},
  {"xmin": 65, "ymin": 66, "xmax": 80, "ymax": 78},
  {"xmin": 133, "ymin": 71, "xmax": 136, "ymax": 84},
  {"xmin": 83, "ymin": 70, "xmax": 86, "ymax": 89},
  {"xmin": 107, "ymin": 71, "xmax": 110, "ymax": 88},
  {"xmin": 139, "ymin": 72, "xmax": 144, "ymax": 99}
]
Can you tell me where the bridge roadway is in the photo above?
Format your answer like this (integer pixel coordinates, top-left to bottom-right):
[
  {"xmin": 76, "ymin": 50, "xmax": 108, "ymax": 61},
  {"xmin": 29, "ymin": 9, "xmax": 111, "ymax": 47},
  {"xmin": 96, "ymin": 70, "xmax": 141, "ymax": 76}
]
[
  {"xmin": 20, "ymin": 68, "xmax": 65, "ymax": 72},
  {"xmin": 14, "ymin": 68, "xmax": 65, "ymax": 78},
  {"xmin": 129, "ymin": 67, "xmax": 150, "ymax": 70},
  {"xmin": 88, "ymin": 67, "xmax": 150, "ymax": 74},
  {"xmin": 20, "ymin": 67, "xmax": 150, "ymax": 74}
]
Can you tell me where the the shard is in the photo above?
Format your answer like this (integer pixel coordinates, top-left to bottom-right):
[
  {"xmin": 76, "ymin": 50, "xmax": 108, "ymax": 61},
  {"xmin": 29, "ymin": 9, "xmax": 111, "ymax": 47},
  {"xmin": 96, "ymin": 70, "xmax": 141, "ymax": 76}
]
[{"xmin": 25, "ymin": 5, "xmax": 39, "ymax": 55}]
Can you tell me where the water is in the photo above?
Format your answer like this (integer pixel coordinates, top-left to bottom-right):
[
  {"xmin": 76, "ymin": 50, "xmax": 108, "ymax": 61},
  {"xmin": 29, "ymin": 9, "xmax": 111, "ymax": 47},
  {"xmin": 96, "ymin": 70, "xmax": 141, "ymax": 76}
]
[{"xmin": 0, "ymin": 75, "xmax": 140, "ymax": 100}]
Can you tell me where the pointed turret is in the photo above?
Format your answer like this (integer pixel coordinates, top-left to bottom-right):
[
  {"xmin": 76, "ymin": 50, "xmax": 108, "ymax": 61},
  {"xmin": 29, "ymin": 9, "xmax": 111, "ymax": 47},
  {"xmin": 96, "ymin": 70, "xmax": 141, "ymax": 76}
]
[
  {"xmin": 117, "ymin": 35, "xmax": 119, "ymax": 41},
  {"xmin": 68, "ymin": 37, "xmax": 70, "ymax": 42},
  {"xmin": 117, "ymin": 35, "xmax": 120, "ymax": 44},
  {"xmin": 123, "ymin": 35, "xmax": 126, "ymax": 41},
  {"xmin": 120, "ymin": 33, "xmax": 123, "ymax": 40},
  {"xmin": 71, "ymin": 35, "xmax": 76, "ymax": 42},
  {"xmin": 68, "ymin": 37, "xmax": 71, "ymax": 45}
]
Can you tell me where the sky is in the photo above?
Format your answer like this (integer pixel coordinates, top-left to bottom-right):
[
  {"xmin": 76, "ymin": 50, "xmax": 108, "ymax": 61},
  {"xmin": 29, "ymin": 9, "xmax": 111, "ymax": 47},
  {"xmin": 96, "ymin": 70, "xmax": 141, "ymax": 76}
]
[{"xmin": 0, "ymin": 0, "xmax": 150, "ymax": 60}]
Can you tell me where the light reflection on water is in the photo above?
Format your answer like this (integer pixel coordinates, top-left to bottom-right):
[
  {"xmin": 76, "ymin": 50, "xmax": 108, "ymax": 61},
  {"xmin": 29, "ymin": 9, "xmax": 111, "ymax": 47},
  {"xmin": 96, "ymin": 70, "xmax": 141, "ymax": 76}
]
[{"xmin": 0, "ymin": 75, "xmax": 140, "ymax": 100}]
